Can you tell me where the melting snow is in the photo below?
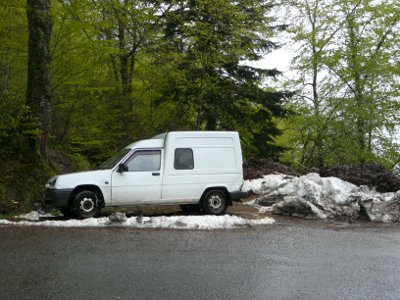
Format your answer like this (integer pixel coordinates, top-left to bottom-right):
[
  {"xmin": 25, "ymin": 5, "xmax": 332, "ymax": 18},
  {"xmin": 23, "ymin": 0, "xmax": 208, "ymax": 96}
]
[
  {"xmin": 243, "ymin": 173, "xmax": 358, "ymax": 205},
  {"xmin": 0, "ymin": 214, "xmax": 275, "ymax": 230},
  {"xmin": 243, "ymin": 173, "xmax": 400, "ymax": 222},
  {"xmin": 243, "ymin": 199, "xmax": 272, "ymax": 213},
  {"xmin": 17, "ymin": 211, "xmax": 54, "ymax": 221}
]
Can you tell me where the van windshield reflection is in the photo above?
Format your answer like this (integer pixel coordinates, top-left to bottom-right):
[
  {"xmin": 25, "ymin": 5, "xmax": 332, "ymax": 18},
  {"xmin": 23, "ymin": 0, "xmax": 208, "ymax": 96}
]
[{"xmin": 98, "ymin": 149, "xmax": 131, "ymax": 169}]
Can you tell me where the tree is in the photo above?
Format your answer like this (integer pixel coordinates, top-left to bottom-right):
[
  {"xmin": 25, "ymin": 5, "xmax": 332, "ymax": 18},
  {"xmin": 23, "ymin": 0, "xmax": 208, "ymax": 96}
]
[
  {"xmin": 45, "ymin": 0, "xmax": 166, "ymax": 162},
  {"xmin": 163, "ymin": 0, "xmax": 288, "ymax": 158},
  {"xmin": 0, "ymin": 0, "xmax": 27, "ymax": 98},
  {"xmin": 26, "ymin": 0, "xmax": 53, "ymax": 155},
  {"xmin": 279, "ymin": 0, "xmax": 400, "ymax": 168},
  {"xmin": 330, "ymin": 0, "xmax": 400, "ymax": 159}
]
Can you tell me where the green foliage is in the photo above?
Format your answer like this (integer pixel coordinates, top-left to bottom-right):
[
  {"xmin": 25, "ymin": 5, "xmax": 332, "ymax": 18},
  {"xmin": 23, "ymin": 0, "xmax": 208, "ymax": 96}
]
[
  {"xmin": 46, "ymin": 0, "xmax": 289, "ymax": 164},
  {"xmin": 278, "ymin": 0, "xmax": 400, "ymax": 169},
  {"xmin": 63, "ymin": 152, "xmax": 90, "ymax": 171},
  {"xmin": 162, "ymin": 0, "xmax": 288, "ymax": 158},
  {"xmin": 0, "ymin": 92, "xmax": 53, "ymax": 213},
  {"xmin": 0, "ymin": 155, "xmax": 57, "ymax": 213},
  {"xmin": 0, "ymin": 93, "xmax": 40, "ymax": 160},
  {"xmin": 0, "ymin": 0, "xmax": 27, "ymax": 97}
]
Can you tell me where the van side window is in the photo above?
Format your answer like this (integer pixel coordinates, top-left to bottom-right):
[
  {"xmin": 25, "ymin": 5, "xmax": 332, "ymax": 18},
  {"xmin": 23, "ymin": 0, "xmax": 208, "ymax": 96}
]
[
  {"xmin": 174, "ymin": 148, "xmax": 194, "ymax": 170},
  {"xmin": 126, "ymin": 150, "xmax": 161, "ymax": 172}
]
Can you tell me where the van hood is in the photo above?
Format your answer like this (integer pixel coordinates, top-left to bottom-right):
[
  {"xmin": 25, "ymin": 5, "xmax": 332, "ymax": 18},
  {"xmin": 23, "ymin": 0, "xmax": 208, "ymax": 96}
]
[{"xmin": 49, "ymin": 170, "xmax": 111, "ymax": 190}]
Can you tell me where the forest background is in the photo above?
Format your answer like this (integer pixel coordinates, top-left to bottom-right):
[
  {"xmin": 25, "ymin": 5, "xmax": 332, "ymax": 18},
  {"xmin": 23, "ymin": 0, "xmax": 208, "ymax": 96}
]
[{"xmin": 0, "ymin": 0, "xmax": 399, "ymax": 211}]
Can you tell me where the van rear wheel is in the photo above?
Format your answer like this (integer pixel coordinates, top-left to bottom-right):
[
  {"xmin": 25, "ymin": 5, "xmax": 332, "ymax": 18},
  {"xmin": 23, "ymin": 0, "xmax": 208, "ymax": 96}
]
[{"xmin": 202, "ymin": 190, "xmax": 227, "ymax": 215}]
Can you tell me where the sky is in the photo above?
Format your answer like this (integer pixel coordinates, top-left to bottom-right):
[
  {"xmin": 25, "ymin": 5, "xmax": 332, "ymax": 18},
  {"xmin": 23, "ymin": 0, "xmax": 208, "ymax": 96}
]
[{"xmin": 255, "ymin": 48, "xmax": 293, "ymax": 73}]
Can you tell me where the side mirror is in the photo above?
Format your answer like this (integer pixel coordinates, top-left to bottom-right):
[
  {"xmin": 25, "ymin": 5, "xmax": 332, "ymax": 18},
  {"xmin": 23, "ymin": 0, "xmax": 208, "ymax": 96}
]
[{"xmin": 117, "ymin": 163, "xmax": 128, "ymax": 173}]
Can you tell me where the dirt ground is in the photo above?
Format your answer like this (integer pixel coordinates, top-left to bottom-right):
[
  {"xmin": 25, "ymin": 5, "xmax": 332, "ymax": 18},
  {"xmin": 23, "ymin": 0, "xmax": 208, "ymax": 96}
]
[{"xmin": 100, "ymin": 198, "xmax": 263, "ymax": 220}]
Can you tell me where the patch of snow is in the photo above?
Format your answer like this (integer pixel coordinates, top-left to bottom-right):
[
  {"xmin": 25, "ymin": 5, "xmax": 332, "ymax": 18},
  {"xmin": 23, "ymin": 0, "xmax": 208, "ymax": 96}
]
[
  {"xmin": 243, "ymin": 173, "xmax": 400, "ymax": 222},
  {"xmin": 0, "ymin": 214, "xmax": 275, "ymax": 230},
  {"xmin": 244, "ymin": 173, "xmax": 357, "ymax": 206},
  {"xmin": 272, "ymin": 196, "xmax": 328, "ymax": 219},
  {"xmin": 382, "ymin": 214, "xmax": 392, "ymax": 223},
  {"xmin": 258, "ymin": 206, "xmax": 272, "ymax": 213},
  {"xmin": 17, "ymin": 211, "xmax": 55, "ymax": 221},
  {"xmin": 242, "ymin": 174, "xmax": 294, "ymax": 194},
  {"xmin": 243, "ymin": 199, "xmax": 272, "ymax": 213},
  {"xmin": 242, "ymin": 178, "xmax": 265, "ymax": 194}
]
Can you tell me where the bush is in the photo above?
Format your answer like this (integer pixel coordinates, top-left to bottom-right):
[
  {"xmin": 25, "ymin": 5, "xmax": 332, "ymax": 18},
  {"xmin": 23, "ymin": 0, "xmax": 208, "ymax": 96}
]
[
  {"xmin": 243, "ymin": 159, "xmax": 298, "ymax": 180},
  {"xmin": 319, "ymin": 164, "xmax": 400, "ymax": 193},
  {"xmin": 0, "ymin": 94, "xmax": 40, "ymax": 160},
  {"xmin": 0, "ymin": 156, "xmax": 53, "ymax": 214}
]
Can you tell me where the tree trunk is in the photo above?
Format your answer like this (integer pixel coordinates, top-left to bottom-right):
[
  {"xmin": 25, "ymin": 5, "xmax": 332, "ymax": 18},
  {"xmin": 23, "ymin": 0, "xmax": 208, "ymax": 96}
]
[
  {"xmin": 118, "ymin": 19, "xmax": 132, "ymax": 97},
  {"xmin": 0, "ymin": 48, "xmax": 11, "ymax": 95},
  {"xmin": 205, "ymin": 111, "xmax": 217, "ymax": 130},
  {"xmin": 26, "ymin": 0, "xmax": 53, "ymax": 155},
  {"xmin": 347, "ymin": 14, "xmax": 366, "ymax": 154}
]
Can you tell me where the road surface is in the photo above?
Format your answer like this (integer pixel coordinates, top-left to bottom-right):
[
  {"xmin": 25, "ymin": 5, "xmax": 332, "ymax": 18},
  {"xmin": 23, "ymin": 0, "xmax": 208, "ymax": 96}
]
[{"xmin": 1, "ymin": 219, "xmax": 400, "ymax": 300}]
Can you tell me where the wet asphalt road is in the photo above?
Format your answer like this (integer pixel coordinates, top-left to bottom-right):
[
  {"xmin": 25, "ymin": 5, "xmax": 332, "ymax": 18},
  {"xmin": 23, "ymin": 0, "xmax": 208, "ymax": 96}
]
[{"xmin": 1, "ymin": 220, "xmax": 400, "ymax": 300}]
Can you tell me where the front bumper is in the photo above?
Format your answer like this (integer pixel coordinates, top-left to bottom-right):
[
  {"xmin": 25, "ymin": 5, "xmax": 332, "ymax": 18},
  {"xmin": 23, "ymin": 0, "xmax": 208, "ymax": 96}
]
[
  {"xmin": 229, "ymin": 191, "xmax": 249, "ymax": 202},
  {"xmin": 44, "ymin": 189, "xmax": 73, "ymax": 208}
]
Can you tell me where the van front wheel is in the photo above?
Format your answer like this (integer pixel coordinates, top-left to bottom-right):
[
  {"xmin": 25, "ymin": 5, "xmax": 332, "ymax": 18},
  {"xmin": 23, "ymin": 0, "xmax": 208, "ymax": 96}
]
[
  {"xmin": 202, "ymin": 190, "xmax": 227, "ymax": 215},
  {"xmin": 72, "ymin": 190, "xmax": 101, "ymax": 219}
]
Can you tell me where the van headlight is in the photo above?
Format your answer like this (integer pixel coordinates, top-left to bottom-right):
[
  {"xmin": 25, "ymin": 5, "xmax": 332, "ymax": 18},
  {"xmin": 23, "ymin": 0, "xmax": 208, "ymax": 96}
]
[{"xmin": 46, "ymin": 176, "xmax": 58, "ymax": 187}]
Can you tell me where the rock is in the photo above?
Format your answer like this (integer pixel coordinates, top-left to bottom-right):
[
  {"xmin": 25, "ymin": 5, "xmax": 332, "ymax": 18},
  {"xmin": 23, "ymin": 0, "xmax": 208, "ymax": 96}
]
[
  {"xmin": 108, "ymin": 212, "xmax": 127, "ymax": 223},
  {"xmin": 32, "ymin": 202, "xmax": 45, "ymax": 214},
  {"xmin": 47, "ymin": 149, "xmax": 76, "ymax": 174},
  {"xmin": 271, "ymin": 196, "xmax": 328, "ymax": 219},
  {"xmin": 257, "ymin": 194, "xmax": 285, "ymax": 207},
  {"xmin": 358, "ymin": 191, "xmax": 400, "ymax": 222},
  {"xmin": 136, "ymin": 215, "xmax": 143, "ymax": 224},
  {"xmin": 329, "ymin": 198, "xmax": 360, "ymax": 220}
]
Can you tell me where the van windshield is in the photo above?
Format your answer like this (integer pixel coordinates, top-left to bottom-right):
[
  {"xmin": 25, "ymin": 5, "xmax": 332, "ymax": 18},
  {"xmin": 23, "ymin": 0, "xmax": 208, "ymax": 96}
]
[{"xmin": 97, "ymin": 149, "xmax": 131, "ymax": 169}]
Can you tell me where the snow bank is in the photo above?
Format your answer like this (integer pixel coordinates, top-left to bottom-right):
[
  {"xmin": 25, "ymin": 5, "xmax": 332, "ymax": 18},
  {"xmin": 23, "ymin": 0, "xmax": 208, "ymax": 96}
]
[
  {"xmin": 0, "ymin": 213, "xmax": 275, "ymax": 230},
  {"xmin": 243, "ymin": 173, "xmax": 400, "ymax": 222},
  {"xmin": 243, "ymin": 173, "xmax": 357, "ymax": 205}
]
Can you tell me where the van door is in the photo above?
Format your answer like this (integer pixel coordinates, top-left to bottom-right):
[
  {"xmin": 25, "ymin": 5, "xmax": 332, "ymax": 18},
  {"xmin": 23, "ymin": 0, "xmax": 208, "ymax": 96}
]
[{"xmin": 111, "ymin": 149, "xmax": 162, "ymax": 205}]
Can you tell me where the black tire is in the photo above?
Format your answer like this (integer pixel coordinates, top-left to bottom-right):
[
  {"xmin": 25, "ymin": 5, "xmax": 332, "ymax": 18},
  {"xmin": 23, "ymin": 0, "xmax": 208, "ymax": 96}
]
[
  {"xmin": 202, "ymin": 190, "xmax": 227, "ymax": 215},
  {"xmin": 72, "ymin": 190, "xmax": 101, "ymax": 219},
  {"xmin": 59, "ymin": 207, "xmax": 74, "ymax": 218},
  {"xmin": 180, "ymin": 204, "xmax": 201, "ymax": 213}
]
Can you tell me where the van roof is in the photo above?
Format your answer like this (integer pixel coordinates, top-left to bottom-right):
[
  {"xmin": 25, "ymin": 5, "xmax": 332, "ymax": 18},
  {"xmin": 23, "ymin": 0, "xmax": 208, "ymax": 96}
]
[
  {"xmin": 125, "ymin": 139, "xmax": 164, "ymax": 149},
  {"xmin": 126, "ymin": 131, "xmax": 239, "ymax": 149},
  {"xmin": 152, "ymin": 131, "xmax": 238, "ymax": 139},
  {"xmin": 152, "ymin": 132, "xmax": 168, "ymax": 139}
]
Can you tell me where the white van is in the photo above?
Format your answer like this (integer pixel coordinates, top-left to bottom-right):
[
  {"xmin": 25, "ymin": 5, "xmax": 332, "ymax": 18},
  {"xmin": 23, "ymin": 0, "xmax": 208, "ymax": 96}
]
[{"xmin": 45, "ymin": 131, "xmax": 248, "ymax": 218}]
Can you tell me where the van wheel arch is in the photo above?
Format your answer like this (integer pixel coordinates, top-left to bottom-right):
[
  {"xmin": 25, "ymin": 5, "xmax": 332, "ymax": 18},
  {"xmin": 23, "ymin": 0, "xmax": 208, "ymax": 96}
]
[{"xmin": 68, "ymin": 185, "xmax": 105, "ymax": 218}]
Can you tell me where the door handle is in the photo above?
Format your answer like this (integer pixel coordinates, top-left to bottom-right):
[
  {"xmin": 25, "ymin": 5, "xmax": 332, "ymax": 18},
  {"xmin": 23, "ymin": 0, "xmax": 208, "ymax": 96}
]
[{"xmin": 152, "ymin": 172, "xmax": 160, "ymax": 176}]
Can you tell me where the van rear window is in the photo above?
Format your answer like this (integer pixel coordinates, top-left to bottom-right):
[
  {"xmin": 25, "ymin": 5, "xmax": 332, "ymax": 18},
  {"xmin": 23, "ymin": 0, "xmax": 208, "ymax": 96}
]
[{"xmin": 174, "ymin": 148, "xmax": 194, "ymax": 170}]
